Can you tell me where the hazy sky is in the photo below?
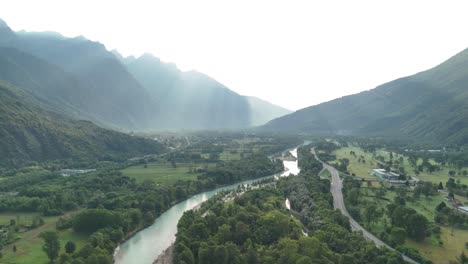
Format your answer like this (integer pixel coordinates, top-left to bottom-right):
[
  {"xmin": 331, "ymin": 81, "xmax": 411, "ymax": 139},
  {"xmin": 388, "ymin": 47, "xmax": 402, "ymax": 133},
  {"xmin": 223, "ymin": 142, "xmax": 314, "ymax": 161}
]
[{"xmin": 1, "ymin": 0, "xmax": 468, "ymax": 110}]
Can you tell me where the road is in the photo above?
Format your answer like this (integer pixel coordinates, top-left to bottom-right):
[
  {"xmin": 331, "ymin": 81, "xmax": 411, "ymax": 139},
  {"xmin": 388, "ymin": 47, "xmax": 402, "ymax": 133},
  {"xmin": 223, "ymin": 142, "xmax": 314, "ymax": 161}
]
[{"xmin": 311, "ymin": 148, "xmax": 419, "ymax": 264}]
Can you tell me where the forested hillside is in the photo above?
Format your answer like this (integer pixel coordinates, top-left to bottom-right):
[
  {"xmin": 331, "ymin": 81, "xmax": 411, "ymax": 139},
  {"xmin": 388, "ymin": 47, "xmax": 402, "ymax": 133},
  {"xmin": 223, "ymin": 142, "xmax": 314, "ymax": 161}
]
[
  {"xmin": 0, "ymin": 82, "xmax": 164, "ymax": 166},
  {"xmin": 263, "ymin": 47, "xmax": 468, "ymax": 145},
  {"xmin": 0, "ymin": 21, "xmax": 157, "ymax": 130}
]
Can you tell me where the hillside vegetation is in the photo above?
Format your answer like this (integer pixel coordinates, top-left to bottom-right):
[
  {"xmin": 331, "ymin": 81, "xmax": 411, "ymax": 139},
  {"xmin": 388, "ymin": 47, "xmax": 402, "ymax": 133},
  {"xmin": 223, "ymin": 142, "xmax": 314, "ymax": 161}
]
[
  {"xmin": 0, "ymin": 82, "xmax": 164, "ymax": 166},
  {"xmin": 263, "ymin": 47, "xmax": 468, "ymax": 145}
]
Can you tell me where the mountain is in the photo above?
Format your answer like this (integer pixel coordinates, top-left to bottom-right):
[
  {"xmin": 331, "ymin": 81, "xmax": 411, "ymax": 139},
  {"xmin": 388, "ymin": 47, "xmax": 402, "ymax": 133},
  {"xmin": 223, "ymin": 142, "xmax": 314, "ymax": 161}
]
[
  {"xmin": 0, "ymin": 47, "xmax": 104, "ymax": 123},
  {"xmin": 122, "ymin": 53, "xmax": 290, "ymax": 128},
  {"xmin": 0, "ymin": 81, "xmax": 165, "ymax": 166},
  {"xmin": 263, "ymin": 47, "xmax": 468, "ymax": 144},
  {"xmin": 245, "ymin": 96, "xmax": 291, "ymax": 126},
  {"xmin": 0, "ymin": 18, "xmax": 289, "ymax": 130},
  {"xmin": 0, "ymin": 19, "xmax": 156, "ymax": 130}
]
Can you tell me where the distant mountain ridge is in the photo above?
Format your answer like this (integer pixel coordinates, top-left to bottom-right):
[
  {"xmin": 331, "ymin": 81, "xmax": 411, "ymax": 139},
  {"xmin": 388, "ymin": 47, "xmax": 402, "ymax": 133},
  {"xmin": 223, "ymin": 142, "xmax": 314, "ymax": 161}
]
[
  {"xmin": 0, "ymin": 18, "xmax": 290, "ymax": 130},
  {"xmin": 245, "ymin": 96, "xmax": 291, "ymax": 126},
  {"xmin": 120, "ymin": 52, "xmax": 291, "ymax": 128},
  {"xmin": 262, "ymin": 47, "xmax": 468, "ymax": 145}
]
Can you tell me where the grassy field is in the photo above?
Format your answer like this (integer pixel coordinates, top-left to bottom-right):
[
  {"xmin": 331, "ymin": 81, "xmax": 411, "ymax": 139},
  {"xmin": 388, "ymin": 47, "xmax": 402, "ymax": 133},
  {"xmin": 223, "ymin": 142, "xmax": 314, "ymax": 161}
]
[
  {"xmin": 0, "ymin": 212, "xmax": 42, "ymax": 226},
  {"xmin": 358, "ymin": 192, "xmax": 468, "ymax": 264},
  {"xmin": 374, "ymin": 149, "xmax": 468, "ymax": 186},
  {"xmin": 0, "ymin": 212, "xmax": 87, "ymax": 264},
  {"xmin": 319, "ymin": 169, "xmax": 331, "ymax": 179},
  {"xmin": 336, "ymin": 144, "xmax": 468, "ymax": 263},
  {"xmin": 332, "ymin": 146, "xmax": 377, "ymax": 179},
  {"xmin": 406, "ymin": 226, "xmax": 468, "ymax": 264},
  {"xmin": 219, "ymin": 151, "xmax": 242, "ymax": 161},
  {"xmin": 121, "ymin": 162, "xmax": 215, "ymax": 185},
  {"xmin": 333, "ymin": 146, "xmax": 468, "ymax": 185}
]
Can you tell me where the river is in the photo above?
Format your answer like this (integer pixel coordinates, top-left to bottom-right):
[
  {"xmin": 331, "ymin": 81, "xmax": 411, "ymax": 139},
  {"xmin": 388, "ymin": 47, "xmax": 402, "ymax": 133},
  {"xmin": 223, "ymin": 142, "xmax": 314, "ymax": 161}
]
[{"xmin": 113, "ymin": 147, "xmax": 300, "ymax": 264}]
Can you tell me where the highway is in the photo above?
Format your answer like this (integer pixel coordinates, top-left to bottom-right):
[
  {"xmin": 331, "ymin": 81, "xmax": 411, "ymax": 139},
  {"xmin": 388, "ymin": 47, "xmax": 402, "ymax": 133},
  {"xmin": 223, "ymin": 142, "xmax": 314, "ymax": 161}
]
[{"xmin": 311, "ymin": 148, "xmax": 419, "ymax": 264}]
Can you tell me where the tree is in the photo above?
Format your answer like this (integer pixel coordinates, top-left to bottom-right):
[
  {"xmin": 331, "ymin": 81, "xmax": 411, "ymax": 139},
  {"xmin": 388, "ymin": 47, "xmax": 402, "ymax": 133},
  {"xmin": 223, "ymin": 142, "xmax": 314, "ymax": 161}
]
[
  {"xmin": 32, "ymin": 216, "xmax": 45, "ymax": 228},
  {"xmin": 178, "ymin": 244, "xmax": 195, "ymax": 264},
  {"xmin": 457, "ymin": 252, "xmax": 468, "ymax": 264},
  {"xmin": 447, "ymin": 178, "xmax": 457, "ymax": 189},
  {"xmin": 407, "ymin": 214, "xmax": 428, "ymax": 241},
  {"xmin": 58, "ymin": 253, "xmax": 72, "ymax": 263},
  {"xmin": 390, "ymin": 227, "xmax": 406, "ymax": 245},
  {"xmin": 13, "ymin": 245, "xmax": 17, "ymax": 253},
  {"xmin": 364, "ymin": 204, "xmax": 381, "ymax": 225},
  {"xmin": 438, "ymin": 182, "xmax": 444, "ymax": 190},
  {"xmin": 408, "ymin": 155, "xmax": 417, "ymax": 168},
  {"xmin": 225, "ymin": 242, "xmax": 241, "ymax": 264},
  {"xmin": 65, "ymin": 241, "xmax": 76, "ymax": 254},
  {"xmin": 213, "ymin": 245, "xmax": 228, "ymax": 264},
  {"xmin": 420, "ymin": 182, "xmax": 435, "ymax": 198},
  {"xmin": 170, "ymin": 159, "xmax": 177, "ymax": 168},
  {"xmin": 72, "ymin": 209, "xmax": 119, "ymax": 233},
  {"xmin": 436, "ymin": 202, "xmax": 447, "ymax": 212},
  {"xmin": 198, "ymin": 243, "xmax": 212, "ymax": 264},
  {"xmin": 40, "ymin": 231, "xmax": 61, "ymax": 263}
]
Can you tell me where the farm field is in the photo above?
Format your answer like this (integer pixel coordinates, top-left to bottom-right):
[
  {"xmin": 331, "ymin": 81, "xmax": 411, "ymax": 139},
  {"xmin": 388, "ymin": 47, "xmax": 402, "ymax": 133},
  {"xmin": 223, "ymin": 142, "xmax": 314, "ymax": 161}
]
[{"xmin": 121, "ymin": 162, "xmax": 216, "ymax": 185}]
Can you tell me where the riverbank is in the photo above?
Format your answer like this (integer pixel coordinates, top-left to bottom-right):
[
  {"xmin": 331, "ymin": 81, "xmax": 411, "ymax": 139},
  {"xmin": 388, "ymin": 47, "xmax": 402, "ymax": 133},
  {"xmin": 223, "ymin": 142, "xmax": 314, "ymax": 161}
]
[
  {"xmin": 153, "ymin": 244, "xmax": 174, "ymax": 264},
  {"xmin": 114, "ymin": 145, "xmax": 302, "ymax": 264},
  {"xmin": 113, "ymin": 165, "xmax": 287, "ymax": 259}
]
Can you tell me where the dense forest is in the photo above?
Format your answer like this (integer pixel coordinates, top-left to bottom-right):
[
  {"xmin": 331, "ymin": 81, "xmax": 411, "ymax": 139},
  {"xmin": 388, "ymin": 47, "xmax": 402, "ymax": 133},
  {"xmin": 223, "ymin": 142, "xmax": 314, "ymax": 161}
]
[{"xmin": 173, "ymin": 146, "xmax": 406, "ymax": 264}]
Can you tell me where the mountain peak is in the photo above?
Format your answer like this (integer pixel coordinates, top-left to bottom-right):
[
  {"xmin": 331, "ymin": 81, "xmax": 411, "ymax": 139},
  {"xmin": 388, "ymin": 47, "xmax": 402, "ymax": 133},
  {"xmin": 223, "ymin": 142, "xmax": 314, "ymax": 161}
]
[
  {"xmin": 0, "ymin": 18, "xmax": 9, "ymax": 29},
  {"xmin": 0, "ymin": 18, "xmax": 15, "ymax": 45},
  {"xmin": 111, "ymin": 49, "xmax": 124, "ymax": 59},
  {"xmin": 138, "ymin": 53, "xmax": 161, "ymax": 62}
]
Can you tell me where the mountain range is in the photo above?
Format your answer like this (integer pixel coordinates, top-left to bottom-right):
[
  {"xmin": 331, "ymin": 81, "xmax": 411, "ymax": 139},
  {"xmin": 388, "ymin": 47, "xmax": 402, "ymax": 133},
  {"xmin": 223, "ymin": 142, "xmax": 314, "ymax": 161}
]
[
  {"xmin": 119, "ymin": 52, "xmax": 291, "ymax": 128},
  {"xmin": 262, "ymin": 47, "xmax": 468, "ymax": 145},
  {"xmin": 0, "ymin": 19, "xmax": 290, "ymax": 131},
  {"xmin": 3, "ymin": 14, "xmax": 468, "ymax": 163}
]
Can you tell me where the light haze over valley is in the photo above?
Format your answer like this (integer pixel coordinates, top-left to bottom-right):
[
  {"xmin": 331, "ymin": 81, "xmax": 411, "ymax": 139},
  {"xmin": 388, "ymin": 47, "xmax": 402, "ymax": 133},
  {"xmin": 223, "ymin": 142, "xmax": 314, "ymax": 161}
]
[{"xmin": 2, "ymin": 1, "xmax": 468, "ymax": 264}]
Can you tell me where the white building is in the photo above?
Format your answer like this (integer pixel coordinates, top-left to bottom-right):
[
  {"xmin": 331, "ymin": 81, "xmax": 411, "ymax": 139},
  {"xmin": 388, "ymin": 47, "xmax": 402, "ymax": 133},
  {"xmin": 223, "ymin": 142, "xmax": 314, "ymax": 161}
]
[
  {"xmin": 371, "ymin": 169, "xmax": 400, "ymax": 180},
  {"xmin": 457, "ymin": 206, "xmax": 468, "ymax": 214},
  {"xmin": 371, "ymin": 168, "xmax": 418, "ymax": 186}
]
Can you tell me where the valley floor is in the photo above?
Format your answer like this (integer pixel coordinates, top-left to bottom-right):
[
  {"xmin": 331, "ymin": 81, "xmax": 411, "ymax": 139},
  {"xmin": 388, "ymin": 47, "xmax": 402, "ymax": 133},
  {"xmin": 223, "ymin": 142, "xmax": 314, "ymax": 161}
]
[{"xmin": 331, "ymin": 144, "xmax": 468, "ymax": 263}]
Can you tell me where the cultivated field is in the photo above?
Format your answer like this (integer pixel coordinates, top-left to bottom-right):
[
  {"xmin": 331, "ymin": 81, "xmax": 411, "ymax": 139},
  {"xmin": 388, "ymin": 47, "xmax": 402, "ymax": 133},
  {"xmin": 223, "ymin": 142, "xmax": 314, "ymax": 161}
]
[{"xmin": 121, "ymin": 162, "xmax": 215, "ymax": 185}]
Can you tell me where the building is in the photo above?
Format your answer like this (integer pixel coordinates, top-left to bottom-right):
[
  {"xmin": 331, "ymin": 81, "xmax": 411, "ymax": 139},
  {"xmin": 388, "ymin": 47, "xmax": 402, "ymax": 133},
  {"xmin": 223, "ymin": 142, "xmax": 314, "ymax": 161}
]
[
  {"xmin": 371, "ymin": 168, "xmax": 418, "ymax": 186},
  {"xmin": 60, "ymin": 169, "xmax": 96, "ymax": 177},
  {"xmin": 457, "ymin": 206, "xmax": 468, "ymax": 214},
  {"xmin": 371, "ymin": 169, "xmax": 400, "ymax": 180}
]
